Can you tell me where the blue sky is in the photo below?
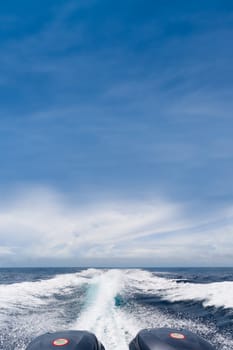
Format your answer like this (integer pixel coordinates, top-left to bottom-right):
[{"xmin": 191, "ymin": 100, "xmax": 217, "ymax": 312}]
[{"xmin": 0, "ymin": 0, "xmax": 232, "ymax": 266}]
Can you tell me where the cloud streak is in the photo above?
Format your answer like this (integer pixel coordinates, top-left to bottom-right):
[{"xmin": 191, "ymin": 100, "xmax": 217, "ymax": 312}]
[{"xmin": 0, "ymin": 187, "xmax": 232, "ymax": 266}]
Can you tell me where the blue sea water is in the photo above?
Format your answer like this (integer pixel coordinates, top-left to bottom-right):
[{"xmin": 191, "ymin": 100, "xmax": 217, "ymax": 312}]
[{"xmin": 0, "ymin": 267, "xmax": 232, "ymax": 350}]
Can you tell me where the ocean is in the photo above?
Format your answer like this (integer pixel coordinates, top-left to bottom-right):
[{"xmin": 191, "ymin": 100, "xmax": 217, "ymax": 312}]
[{"xmin": 0, "ymin": 267, "xmax": 232, "ymax": 350}]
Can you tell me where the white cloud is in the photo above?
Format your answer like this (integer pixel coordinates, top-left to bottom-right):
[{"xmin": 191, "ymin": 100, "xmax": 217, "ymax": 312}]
[
  {"xmin": 0, "ymin": 246, "xmax": 14, "ymax": 257},
  {"xmin": 0, "ymin": 187, "xmax": 232, "ymax": 266}
]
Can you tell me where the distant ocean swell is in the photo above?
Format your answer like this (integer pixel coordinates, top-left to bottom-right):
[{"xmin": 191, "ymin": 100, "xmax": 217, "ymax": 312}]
[{"xmin": 0, "ymin": 268, "xmax": 232, "ymax": 350}]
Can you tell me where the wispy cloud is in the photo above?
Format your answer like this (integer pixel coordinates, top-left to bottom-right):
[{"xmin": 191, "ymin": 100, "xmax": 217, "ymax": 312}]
[{"xmin": 0, "ymin": 187, "xmax": 232, "ymax": 266}]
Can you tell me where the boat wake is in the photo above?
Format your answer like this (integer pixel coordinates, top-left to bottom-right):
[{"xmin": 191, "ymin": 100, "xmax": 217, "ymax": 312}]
[{"xmin": 0, "ymin": 269, "xmax": 232, "ymax": 350}]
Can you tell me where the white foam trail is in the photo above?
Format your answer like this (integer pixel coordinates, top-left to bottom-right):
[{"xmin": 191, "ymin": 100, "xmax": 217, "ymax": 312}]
[
  {"xmin": 125, "ymin": 269, "xmax": 233, "ymax": 309},
  {"xmin": 75, "ymin": 269, "xmax": 139, "ymax": 350}
]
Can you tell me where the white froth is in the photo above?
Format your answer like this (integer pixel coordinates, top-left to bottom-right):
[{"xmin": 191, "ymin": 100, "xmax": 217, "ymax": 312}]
[
  {"xmin": 124, "ymin": 269, "xmax": 233, "ymax": 309},
  {"xmin": 75, "ymin": 269, "xmax": 139, "ymax": 350},
  {"xmin": 0, "ymin": 271, "xmax": 90, "ymax": 311}
]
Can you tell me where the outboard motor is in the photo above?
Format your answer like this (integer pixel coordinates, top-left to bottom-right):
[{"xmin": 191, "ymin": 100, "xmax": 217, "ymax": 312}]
[
  {"xmin": 129, "ymin": 328, "xmax": 215, "ymax": 350},
  {"xmin": 26, "ymin": 330, "xmax": 105, "ymax": 350}
]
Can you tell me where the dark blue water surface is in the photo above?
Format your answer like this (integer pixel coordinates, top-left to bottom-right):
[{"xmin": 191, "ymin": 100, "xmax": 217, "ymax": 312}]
[
  {"xmin": 0, "ymin": 267, "xmax": 231, "ymax": 350},
  {"xmin": 0, "ymin": 267, "xmax": 81, "ymax": 285}
]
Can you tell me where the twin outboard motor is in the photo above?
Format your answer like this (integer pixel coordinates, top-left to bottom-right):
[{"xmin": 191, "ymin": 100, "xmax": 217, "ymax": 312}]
[
  {"xmin": 26, "ymin": 328, "xmax": 215, "ymax": 350},
  {"xmin": 129, "ymin": 328, "xmax": 215, "ymax": 350}
]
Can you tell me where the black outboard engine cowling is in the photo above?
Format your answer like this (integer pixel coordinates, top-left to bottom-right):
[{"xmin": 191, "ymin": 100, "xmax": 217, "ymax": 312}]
[
  {"xmin": 129, "ymin": 328, "xmax": 215, "ymax": 350},
  {"xmin": 26, "ymin": 330, "xmax": 105, "ymax": 350}
]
